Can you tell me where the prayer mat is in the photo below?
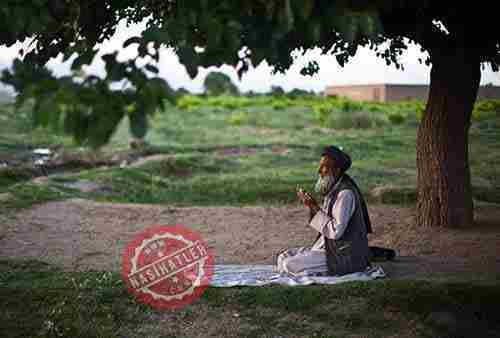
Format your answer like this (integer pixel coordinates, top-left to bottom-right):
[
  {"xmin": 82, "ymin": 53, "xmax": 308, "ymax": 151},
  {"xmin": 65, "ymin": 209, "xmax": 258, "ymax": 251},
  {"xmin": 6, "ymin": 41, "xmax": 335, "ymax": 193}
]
[{"xmin": 208, "ymin": 264, "xmax": 385, "ymax": 287}]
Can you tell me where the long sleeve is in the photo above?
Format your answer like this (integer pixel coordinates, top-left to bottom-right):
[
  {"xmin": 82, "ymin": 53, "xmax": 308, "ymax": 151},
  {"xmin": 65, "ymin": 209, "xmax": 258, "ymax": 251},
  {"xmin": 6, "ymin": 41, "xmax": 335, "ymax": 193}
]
[{"xmin": 309, "ymin": 190, "xmax": 355, "ymax": 240}]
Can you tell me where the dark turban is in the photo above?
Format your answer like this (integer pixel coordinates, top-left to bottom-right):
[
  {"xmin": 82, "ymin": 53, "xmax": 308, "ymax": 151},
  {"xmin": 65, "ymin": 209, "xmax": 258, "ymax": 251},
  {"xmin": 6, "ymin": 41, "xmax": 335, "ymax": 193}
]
[{"xmin": 321, "ymin": 145, "xmax": 352, "ymax": 172}]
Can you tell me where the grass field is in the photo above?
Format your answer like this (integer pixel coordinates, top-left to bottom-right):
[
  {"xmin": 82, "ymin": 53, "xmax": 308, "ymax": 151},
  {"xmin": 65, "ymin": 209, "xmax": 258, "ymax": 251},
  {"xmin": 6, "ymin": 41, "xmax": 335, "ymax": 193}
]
[
  {"xmin": 1, "ymin": 94, "xmax": 499, "ymax": 208},
  {"xmin": 1, "ymin": 94, "xmax": 500, "ymax": 337},
  {"xmin": 1, "ymin": 259, "xmax": 499, "ymax": 338}
]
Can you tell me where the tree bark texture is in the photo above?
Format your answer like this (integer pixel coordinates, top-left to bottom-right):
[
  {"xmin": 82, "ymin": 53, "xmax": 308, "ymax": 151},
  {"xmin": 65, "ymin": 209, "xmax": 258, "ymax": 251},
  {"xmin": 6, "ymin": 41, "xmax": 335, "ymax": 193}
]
[{"xmin": 416, "ymin": 48, "xmax": 480, "ymax": 228}]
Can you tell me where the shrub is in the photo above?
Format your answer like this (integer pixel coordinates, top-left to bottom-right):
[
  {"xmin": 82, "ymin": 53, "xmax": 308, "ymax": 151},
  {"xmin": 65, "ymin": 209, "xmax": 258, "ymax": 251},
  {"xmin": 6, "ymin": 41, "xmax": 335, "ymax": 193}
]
[
  {"xmin": 271, "ymin": 100, "xmax": 290, "ymax": 110},
  {"xmin": 415, "ymin": 103, "xmax": 426, "ymax": 121},
  {"xmin": 472, "ymin": 100, "xmax": 500, "ymax": 121},
  {"xmin": 474, "ymin": 99, "xmax": 500, "ymax": 112},
  {"xmin": 368, "ymin": 104, "xmax": 384, "ymax": 113},
  {"xmin": 339, "ymin": 99, "xmax": 363, "ymax": 112},
  {"xmin": 176, "ymin": 95, "xmax": 204, "ymax": 110},
  {"xmin": 313, "ymin": 104, "xmax": 333, "ymax": 127},
  {"xmin": 388, "ymin": 112, "xmax": 406, "ymax": 125},
  {"xmin": 410, "ymin": 99, "xmax": 500, "ymax": 122},
  {"xmin": 472, "ymin": 109, "xmax": 497, "ymax": 121},
  {"xmin": 221, "ymin": 101, "xmax": 239, "ymax": 110},
  {"xmin": 207, "ymin": 96, "xmax": 251, "ymax": 110}
]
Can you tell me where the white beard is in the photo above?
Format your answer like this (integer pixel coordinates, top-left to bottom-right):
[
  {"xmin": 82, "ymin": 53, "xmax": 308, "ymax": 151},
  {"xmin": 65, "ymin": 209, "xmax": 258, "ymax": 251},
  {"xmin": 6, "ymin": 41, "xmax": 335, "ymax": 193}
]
[{"xmin": 314, "ymin": 173, "xmax": 336, "ymax": 196}]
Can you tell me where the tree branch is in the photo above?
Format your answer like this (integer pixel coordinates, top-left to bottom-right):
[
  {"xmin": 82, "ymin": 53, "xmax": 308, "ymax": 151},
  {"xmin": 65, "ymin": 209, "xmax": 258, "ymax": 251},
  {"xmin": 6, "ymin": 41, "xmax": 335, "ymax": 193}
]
[{"xmin": 379, "ymin": 8, "xmax": 452, "ymax": 56}]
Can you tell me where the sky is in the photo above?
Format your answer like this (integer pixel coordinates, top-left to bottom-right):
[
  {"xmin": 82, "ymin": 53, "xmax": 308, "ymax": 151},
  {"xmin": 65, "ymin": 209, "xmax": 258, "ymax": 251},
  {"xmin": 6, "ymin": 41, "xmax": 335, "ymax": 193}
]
[{"xmin": 1, "ymin": 19, "xmax": 499, "ymax": 94}]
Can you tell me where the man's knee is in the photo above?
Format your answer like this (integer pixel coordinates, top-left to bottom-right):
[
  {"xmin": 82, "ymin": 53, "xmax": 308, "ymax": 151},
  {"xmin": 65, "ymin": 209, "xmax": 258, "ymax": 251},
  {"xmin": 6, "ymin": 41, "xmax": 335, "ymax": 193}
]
[{"xmin": 284, "ymin": 256, "xmax": 302, "ymax": 274}]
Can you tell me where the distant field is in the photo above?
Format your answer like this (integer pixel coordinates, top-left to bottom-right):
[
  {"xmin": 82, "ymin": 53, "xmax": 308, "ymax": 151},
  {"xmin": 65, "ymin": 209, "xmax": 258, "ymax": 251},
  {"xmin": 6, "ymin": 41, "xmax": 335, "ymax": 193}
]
[{"xmin": 0, "ymin": 94, "xmax": 499, "ymax": 208}]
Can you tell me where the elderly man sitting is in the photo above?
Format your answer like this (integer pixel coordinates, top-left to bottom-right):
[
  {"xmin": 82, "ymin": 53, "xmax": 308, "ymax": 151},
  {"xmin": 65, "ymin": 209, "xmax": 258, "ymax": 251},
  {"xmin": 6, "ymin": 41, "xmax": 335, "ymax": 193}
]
[{"xmin": 276, "ymin": 145, "xmax": 374, "ymax": 277}]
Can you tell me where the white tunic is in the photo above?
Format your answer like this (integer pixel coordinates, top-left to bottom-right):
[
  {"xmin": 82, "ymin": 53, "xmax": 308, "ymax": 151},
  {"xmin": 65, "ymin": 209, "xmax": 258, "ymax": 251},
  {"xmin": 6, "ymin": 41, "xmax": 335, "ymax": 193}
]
[{"xmin": 276, "ymin": 176, "xmax": 356, "ymax": 276}]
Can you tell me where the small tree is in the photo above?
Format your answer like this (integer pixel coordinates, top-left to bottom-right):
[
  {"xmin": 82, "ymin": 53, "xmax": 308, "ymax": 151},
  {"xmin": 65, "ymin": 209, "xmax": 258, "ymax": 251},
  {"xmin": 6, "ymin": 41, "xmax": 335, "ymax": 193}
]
[
  {"xmin": 203, "ymin": 72, "xmax": 239, "ymax": 96},
  {"xmin": 270, "ymin": 86, "xmax": 285, "ymax": 96}
]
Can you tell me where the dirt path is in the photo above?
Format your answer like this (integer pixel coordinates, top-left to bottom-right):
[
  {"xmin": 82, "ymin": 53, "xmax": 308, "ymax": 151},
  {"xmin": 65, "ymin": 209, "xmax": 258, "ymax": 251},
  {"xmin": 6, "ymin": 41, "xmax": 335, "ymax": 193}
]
[{"xmin": 1, "ymin": 198, "xmax": 499, "ymax": 281}]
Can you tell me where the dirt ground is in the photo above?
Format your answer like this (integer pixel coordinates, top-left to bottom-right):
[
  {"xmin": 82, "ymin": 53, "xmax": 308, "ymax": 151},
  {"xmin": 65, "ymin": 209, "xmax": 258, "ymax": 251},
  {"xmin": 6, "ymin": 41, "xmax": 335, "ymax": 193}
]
[{"xmin": 1, "ymin": 198, "xmax": 499, "ymax": 281}]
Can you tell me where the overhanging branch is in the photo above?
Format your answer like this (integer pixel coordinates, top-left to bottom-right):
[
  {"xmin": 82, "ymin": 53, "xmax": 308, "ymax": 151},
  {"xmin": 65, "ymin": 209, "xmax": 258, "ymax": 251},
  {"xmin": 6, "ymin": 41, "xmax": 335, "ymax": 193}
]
[{"xmin": 379, "ymin": 9, "xmax": 447, "ymax": 55}]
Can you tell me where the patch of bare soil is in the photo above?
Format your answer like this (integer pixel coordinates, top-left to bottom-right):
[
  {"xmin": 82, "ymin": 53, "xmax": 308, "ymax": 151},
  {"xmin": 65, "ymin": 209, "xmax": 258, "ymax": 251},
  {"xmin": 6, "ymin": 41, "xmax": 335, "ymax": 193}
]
[
  {"xmin": 59, "ymin": 180, "xmax": 111, "ymax": 193},
  {"xmin": 127, "ymin": 154, "xmax": 174, "ymax": 168},
  {"xmin": 216, "ymin": 147, "xmax": 258, "ymax": 157},
  {"xmin": 1, "ymin": 199, "xmax": 499, "ymax": 280}
]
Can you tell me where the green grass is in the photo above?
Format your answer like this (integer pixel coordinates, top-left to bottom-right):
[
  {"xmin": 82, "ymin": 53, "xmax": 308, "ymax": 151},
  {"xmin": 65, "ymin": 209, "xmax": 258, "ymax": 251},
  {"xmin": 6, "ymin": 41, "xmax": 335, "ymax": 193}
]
[
  {"xmin": 0, "ymin": 260, "xmax": 148, "ymax": 338},
  {"xmin": 0, "ymin": 102, "xmax": 78, "ymax": 192},
  {"xmin": 95, "ymin": 96, "xmax": 500, "ymax": 206},
  {"xmin": 1, "ymin": 95, "xmax": 499, "ymax": 208},
  {"xmin": 0, "ymin": 103, "xmax": 76, "ymax": 158},
  {"xmin": 204, "ymin": 281, "xmax": 500, "ymax": 337},
  {"xmin": 1, "ymin": 259, "xmax": 499, "ymax": 338},
  {"xmin": 73, "ymin": 99, "xmax": 422, "ymax": 206},
  {"xmin": 68, "ymin": 121, "xmax": 500, "ymax": 206},
  {"xmin": 0, "ymin": 181, "xmax": 80, "ymax": 219},
  {"xmin": 0, "ymin": 167, "xmax": 37, "ymax": 193},
  {"xmin": 72, "ymin": 131, "xmax": 419, "ymax": 207}
]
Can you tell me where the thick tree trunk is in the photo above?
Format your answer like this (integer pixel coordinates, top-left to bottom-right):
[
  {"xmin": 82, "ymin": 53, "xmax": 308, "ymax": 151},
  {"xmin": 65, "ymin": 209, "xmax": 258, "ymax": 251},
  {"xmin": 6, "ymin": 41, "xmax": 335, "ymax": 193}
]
[{"xmin": 416, "ymin": 48, "xmax": 480, "ymax": 228}]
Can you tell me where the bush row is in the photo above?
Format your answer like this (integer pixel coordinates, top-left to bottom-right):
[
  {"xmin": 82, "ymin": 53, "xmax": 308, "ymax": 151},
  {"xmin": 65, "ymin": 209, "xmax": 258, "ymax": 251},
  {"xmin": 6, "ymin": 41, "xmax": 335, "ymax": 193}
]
[{"xmin": 177, "ymin": 94, "xmax": 500, "ymax": 128}]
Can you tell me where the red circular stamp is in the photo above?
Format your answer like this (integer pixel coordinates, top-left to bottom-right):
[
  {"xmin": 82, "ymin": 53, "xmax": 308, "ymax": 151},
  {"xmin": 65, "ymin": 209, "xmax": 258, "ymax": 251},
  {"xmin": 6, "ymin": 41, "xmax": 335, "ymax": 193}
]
[{"xmin": 121, "ymin": 225, "xmax": 214, "ymax": 310}]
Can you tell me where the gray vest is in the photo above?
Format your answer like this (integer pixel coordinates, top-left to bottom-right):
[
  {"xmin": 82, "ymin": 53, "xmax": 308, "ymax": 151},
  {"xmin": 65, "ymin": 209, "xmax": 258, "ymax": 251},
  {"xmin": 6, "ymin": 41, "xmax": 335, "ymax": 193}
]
[{"xmin": 322, "ymin": 175, "xmax": 371, "ymax": 276}]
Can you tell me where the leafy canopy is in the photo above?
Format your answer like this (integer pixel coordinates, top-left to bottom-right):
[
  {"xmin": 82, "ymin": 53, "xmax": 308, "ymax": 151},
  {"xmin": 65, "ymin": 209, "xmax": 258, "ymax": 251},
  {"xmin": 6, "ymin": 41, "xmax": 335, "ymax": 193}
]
[{"xmin": 0, "ymin": 1, "xmax": 498, "ymax": 147}]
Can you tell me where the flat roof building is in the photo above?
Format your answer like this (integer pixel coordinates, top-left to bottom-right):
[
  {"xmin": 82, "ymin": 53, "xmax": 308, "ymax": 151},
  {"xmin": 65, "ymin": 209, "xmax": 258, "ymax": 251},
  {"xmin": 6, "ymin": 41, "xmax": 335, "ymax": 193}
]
[{"xmin": 324, "ymin": 84, "xmax": 500, "ymax": 102}]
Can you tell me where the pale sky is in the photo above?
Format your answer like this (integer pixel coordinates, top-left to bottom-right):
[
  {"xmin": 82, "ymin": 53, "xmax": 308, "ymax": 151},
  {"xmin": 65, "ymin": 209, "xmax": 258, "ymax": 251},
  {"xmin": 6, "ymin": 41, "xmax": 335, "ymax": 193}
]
[{"xmin": 1, "ymin": 19, "xmax": 499, "ymax": 94}]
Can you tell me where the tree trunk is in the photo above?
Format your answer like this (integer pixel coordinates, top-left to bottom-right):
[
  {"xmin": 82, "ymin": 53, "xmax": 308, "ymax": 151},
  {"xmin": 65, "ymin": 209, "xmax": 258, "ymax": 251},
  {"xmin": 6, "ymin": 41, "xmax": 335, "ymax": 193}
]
[{"xmin": 416, "ymin": 48, "xmax": 480, "ymax": 228}]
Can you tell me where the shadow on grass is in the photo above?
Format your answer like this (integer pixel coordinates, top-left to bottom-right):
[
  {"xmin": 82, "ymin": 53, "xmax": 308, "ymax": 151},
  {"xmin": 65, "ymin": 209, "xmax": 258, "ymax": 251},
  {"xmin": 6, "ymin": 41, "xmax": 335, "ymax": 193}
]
[{"xmin": 2, "ymin": 259, "xmax": 499, "ymax": 338}]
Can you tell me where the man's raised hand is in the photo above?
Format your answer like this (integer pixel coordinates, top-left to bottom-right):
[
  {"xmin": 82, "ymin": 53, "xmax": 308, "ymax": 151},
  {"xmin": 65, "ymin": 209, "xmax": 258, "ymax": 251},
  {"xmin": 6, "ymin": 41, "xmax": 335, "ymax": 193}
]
[{"xmin": 297, "ymin": 188, "xmax": 320, "ymax": 214}]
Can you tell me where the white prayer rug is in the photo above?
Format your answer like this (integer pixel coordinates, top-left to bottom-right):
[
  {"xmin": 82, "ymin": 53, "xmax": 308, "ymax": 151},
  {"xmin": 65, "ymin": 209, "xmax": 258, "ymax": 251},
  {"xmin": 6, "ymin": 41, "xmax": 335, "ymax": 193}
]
[{"xmin": 209, "ymin": 264, "xmax": 386, "ymax": 287}]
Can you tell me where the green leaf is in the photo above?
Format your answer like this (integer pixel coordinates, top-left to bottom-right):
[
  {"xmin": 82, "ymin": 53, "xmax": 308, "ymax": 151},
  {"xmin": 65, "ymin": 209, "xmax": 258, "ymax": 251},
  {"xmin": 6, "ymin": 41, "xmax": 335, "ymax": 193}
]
[
  {"xmin": 177, "ymin": 46, "xmax": 199, "ymax": 78},
  {"xmin": 291, "ymin": 0, "xmax": 315, "ymax": 20},
  {"xmin": 87, "ymin": 107, "xmax": 125, "ymax": 148},
  {"xmin": 101, "ymin": 52, "xmax": 127, "ymax": 81},
  {"xmin": 71, "ymin": 50, "xmax": 97, "ymax": 71},
  {"xmin": 35, "ymin": 95, "xmax": 58, "ymax": 127},
  {"xmin": 129, "ymin": 110, "xmax": 148, "ymax": 139}
]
